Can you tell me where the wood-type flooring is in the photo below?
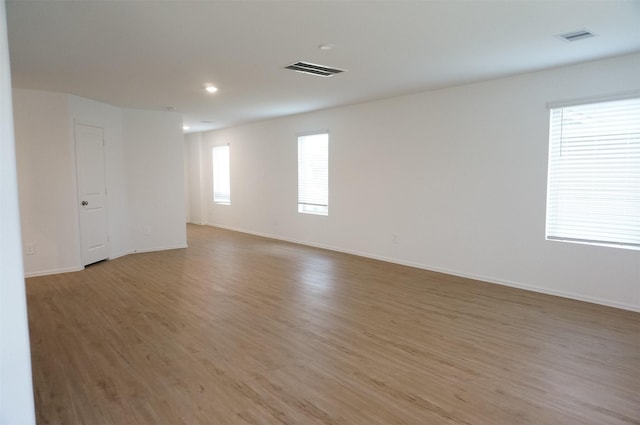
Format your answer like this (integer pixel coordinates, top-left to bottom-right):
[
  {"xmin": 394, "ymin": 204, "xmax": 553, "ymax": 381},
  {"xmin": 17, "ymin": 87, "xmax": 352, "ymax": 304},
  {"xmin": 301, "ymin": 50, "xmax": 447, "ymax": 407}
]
[{"xmin": 26, "ymin": 224, "xmax": 640, "ymax": 424}]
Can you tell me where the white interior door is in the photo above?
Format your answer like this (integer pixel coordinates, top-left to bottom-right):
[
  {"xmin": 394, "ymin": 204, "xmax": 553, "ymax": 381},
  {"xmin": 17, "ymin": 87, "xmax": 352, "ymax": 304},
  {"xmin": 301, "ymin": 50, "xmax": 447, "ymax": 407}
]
[{"xmin": 75, "ymin": 123, "xmax": 109, "ymax": 266}]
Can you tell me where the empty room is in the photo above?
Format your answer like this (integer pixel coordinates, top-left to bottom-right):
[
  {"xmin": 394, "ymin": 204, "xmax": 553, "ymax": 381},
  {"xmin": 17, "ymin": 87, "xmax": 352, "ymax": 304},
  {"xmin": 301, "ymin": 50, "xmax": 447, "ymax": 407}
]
[{"xmin": 1, "ymin": 1, "xmax": 639, "ymax": 424}]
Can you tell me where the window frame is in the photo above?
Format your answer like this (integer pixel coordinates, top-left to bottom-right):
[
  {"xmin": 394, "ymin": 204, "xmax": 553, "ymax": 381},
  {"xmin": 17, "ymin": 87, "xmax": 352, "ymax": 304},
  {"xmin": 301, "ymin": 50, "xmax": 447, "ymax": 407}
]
[
  {"xmin": 212, "ymin": 144, "xmax": 231, "ymax": 206},
  {"xmin": 545, "ymin": 93, "xmax": 640, "ymax": 251},
  {"xmin": 297, "ymin": 132, "xmax": 329, "ymax": 216}
]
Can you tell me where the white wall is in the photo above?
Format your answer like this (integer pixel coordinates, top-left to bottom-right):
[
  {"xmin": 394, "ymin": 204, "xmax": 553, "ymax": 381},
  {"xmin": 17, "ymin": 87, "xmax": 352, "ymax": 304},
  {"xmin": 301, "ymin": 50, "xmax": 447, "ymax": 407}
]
[
  {"xmin": 188, "ymin": 53, "xmax": 640, "ymax": 311},
  {"xmin": 68, "ymin": 95, "xmax": 130, "ymax": 259},
  {"xmin": 124, "ymin": 109, "xmax": 187, "ymax": 252},
  {"xmin": 185, "ymin": 132, "xmax": 205, "ymax": 225},
  {"xmin": 0, "ymin": 1, "xmax": 36, "ymax": 423},
  {"xmin": 14, "ymin": 92, "xmax": 187, "ymax": 275},
  {"xmin": 183, "ymin": 136, "xmax": 190, "ymax": 224},
  {"xmin": 13, "ymin": 89, "xmax": 83, "ymax": 275}
]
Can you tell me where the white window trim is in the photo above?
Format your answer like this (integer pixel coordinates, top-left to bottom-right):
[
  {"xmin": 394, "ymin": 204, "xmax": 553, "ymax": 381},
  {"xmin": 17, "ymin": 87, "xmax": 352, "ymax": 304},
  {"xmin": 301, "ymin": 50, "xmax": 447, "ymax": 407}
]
[
  {"xmin": 212, "ymin": 144, "xmax": 230, "ymax": 205},
  {"xmin": 298, "ymin": 132, "xmax": 329, "ymax": 216},
  {"xmin": 545, "ymin": 94, "xmax": 640, "ymax": 250}
]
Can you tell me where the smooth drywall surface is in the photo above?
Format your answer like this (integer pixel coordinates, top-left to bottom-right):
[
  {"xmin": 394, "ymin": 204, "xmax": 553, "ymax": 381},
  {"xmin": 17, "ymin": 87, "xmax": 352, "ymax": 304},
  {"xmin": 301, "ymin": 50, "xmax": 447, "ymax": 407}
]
[
  {"xmin": 183, "ymin": 136, "xmax": 190, "ymax": 223},
  {"xmin": 0, "ymin": 1, "xmax": 36, "ymax": 423},
  {"xmin": 192, "ymin": 53, "xmax": 640, "ymax": 311},
  {"xmin": 13, "ymin": 89, "xmax": 82, "ymax": 276},
  {"xmin": 68, "ymin": 95, "xmax": 130, "ymax": 259},
  {"xmin": 15, "ymin": 91, "xmax": 188, "ymax": 275},
  {"xmin": 124, "ymin": 109, "xmax": 187, "ymax": 252},
  {"xmin": 185, "ymin": 132, "xmax": 205, "ymax": 224},
  {"xmin": 14, "ymin": 91, "xmax": 131, "ymax": 274}
]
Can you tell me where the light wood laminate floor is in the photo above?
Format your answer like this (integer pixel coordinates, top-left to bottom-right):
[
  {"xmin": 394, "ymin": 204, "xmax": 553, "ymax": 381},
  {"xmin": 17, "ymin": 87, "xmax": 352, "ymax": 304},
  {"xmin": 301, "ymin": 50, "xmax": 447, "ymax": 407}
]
[{"xmin": 26, "ymin": 224, "xmax": 639, "ymax": 424}]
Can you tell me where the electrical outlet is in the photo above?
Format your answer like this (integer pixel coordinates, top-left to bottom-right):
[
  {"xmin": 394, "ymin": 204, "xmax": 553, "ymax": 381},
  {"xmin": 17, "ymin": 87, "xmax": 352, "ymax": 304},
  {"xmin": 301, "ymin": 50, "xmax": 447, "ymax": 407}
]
[
  {"xmin": 143, "ymin": 225, "xmax": 151, "ymax": 236},
  {"xmin": 25, "ymin": 243, "xmax": 35, "ymax": 255},
  {"xmin": 392, "ymin": 233, "xmax": 399, "ymax": 244}
]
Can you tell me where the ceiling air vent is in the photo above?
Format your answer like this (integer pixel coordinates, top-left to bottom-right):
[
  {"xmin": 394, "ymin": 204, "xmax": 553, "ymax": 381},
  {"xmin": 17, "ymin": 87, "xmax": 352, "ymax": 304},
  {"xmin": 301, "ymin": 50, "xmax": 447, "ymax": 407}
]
[
  {"xmin": 557, "ymin": 29, "xmax": 596, "ymax": 42},
  {"xmin": 285, "ymin": 61, "xmax": 346, "ymax": 77}
]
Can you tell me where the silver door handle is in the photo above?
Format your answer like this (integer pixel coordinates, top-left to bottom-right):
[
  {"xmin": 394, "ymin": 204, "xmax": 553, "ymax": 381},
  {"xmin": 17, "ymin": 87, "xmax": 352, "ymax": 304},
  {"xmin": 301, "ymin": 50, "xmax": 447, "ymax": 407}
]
[{"xmin": 81, "ymin": 201, "xmax": 88, "ymax": 206}]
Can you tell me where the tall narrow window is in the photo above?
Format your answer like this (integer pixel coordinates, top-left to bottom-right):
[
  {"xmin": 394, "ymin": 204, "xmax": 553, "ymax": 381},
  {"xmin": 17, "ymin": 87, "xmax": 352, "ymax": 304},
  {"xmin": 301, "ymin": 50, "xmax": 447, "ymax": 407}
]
[
  {"xmin": 298, "ymin": 132, "xmax": 329, "ymax": 215},
  {"xmin": 212, "ymin": 145, "xmax": 230, "ymax": 205},
  {"xmin": 546, "ymin": 96, "xmax": 640, "ymax": 250}
]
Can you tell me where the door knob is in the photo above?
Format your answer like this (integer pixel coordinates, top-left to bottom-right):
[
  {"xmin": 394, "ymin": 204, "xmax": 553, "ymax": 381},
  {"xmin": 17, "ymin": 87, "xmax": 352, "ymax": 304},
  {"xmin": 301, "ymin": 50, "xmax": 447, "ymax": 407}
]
[{"xmin": 81, "ymin": 201, "xmax": 88, "ymax": 206}]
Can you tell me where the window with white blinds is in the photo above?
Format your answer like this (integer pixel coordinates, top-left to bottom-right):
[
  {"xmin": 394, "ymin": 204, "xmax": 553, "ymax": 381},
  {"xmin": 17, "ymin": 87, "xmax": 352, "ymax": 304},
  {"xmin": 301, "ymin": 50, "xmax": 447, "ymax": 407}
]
[
  {"xmin": 298, "ymin": 132, "xmax": 328, "ymax": 215},
  {"xmin": 546, "ymin": 96, "xmax": 640, "ymax": 250},
  {"xmin": 212, "ymin": 145, "xmax": 230, "ymax": 205}
]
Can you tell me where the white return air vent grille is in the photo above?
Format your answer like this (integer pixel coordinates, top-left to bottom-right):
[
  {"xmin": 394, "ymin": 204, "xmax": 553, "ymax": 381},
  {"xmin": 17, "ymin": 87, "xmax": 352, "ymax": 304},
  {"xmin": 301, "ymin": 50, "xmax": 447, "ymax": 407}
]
[
  {"xmin": 557, "ymin": 29, "xmax": 596, "ymax": 42},
  {"xmin": 285, "ymin": 61, "xmax": 346, "ymax": 77}
]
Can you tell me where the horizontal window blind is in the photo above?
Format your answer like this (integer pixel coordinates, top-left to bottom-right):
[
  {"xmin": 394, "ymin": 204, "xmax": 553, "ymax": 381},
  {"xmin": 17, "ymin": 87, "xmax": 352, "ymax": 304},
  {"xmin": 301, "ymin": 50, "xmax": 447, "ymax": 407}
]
[
  {"xmin": 298, "ymin": 133, "xmax": 328, "ymax": 215},
  {"xmin": 212, "ymin": 145, "xmax": 230, "ymax": 205},
  {"xmin": 546, "ymin": 97, "xmax": 640, "ymax": 250}
]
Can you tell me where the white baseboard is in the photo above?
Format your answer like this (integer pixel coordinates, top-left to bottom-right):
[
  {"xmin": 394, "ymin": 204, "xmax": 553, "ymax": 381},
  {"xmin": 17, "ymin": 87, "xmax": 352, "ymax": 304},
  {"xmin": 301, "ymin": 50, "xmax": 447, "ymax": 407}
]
[
  {"xmin": 24, "ymin": 266, "xmax": 84, "ymax": 278},
  {"xmin": 23, "ymin": 244, "xmax": 188, "ymax": 278},
  {"xmin": 109, "ymin": 250, "xmax": 134, "ymax": 260},
  {"xmin": 206, "ymin": 224, "xmax": 640, "ymax": 313},
  {"xmin": 132, "ymin": 243, "xmax": 188, "ymax": 254}
]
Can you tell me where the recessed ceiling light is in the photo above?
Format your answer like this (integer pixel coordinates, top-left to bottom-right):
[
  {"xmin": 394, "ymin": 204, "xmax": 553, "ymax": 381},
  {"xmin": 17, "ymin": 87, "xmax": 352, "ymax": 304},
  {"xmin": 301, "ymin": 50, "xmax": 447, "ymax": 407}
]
[
  {"xmin": 183, "ymin": 126, "xmax": 190, "ymax": 130},
  {"xmin": 204, "ymin": 84, "xmax": 218, "ymax": 93},
  {"xmin": 318, "ymin": 43, "xmax": 335, "ymax": 51}
]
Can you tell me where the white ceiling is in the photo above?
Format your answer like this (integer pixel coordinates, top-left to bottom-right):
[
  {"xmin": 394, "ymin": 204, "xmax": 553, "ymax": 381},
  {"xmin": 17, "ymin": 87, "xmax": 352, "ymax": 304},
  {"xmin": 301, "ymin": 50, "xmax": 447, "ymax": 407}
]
[{"xmin": 6, "ymin": 0, "xmax": 640, "ymax": 133}]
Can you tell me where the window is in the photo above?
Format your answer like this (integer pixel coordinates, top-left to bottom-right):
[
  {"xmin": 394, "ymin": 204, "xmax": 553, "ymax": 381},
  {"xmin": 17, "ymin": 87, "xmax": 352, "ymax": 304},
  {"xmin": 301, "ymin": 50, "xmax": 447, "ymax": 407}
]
[
  {"xmin": 298, "ymin": 132, "xmax": 329, "ymax": 215},
  {"xmin": 546, "ymin": 96, "xmax": 640, "ymax": 250},
  {"xmin": 212, "ymin": 145, "xmax": 230, "ymax": 205}
]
